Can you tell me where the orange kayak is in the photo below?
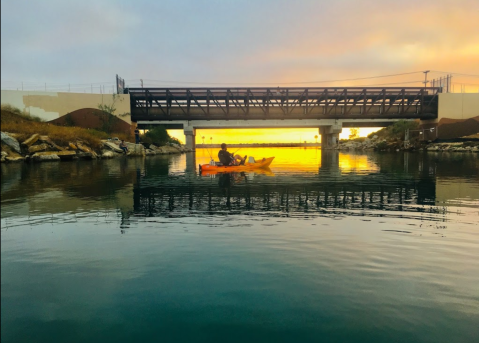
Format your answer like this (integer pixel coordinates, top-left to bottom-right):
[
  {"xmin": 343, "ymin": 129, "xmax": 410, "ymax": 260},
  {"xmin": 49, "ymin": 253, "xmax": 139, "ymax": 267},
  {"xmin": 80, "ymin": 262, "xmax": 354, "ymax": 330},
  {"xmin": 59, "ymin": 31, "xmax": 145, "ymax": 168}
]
[
  {"xmin": 199, "ymin": 157, "xmax": 275, "ymax": 173},
  {"xmin": 200, "ymin": 167, "xmax": 275, "ymax": 177}
]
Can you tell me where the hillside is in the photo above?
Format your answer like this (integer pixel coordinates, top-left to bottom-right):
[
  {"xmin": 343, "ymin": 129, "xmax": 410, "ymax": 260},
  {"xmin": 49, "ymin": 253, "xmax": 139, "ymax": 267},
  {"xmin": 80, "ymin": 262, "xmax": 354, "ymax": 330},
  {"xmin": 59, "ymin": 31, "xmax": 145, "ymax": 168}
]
[
  {"xmin": 49, "ymin": 108, "xmax": 131, "ymax": 134},
  {"xmin": 437, "ymin": 116, "xmax": 479, "ymax": 139},
  {"xmin": 1, "ymin": 106, "xmax": 108, "ymax": 149}
]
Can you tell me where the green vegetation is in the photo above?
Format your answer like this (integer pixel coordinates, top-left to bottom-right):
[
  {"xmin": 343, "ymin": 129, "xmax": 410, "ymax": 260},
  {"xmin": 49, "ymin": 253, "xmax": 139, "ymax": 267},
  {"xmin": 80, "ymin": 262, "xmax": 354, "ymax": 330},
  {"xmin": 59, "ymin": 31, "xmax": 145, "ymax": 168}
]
[
  {"xmin": 97, "ymin": 94, "xmax": 129, "ymax": 134},
  {"xmin": 1, "ymin": 105, "xmax": 127, "ymax": 149},
  {"xmin": 1, "ymin": 104, "xmax": 44, "ymax": 122},
  {"xmin": 368, "ymin": 120, "xmax": 420, "ymax": 141},
  {"xmin": 349, "ymin": 128, "xmax": 359, "ymax": 139},
  {"xmin": 141, "ymin": 126, "xmax": 181, "ymax": 146}
]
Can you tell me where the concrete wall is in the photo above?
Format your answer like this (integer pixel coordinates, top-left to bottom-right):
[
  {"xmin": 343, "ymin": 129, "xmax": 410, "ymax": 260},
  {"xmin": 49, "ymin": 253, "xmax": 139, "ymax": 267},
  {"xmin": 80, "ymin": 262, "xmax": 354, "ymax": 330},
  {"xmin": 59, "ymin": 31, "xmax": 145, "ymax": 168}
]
[
  {"xmin": 438, "ymin": 93, "xmax": 479, "ymax": 120},
  {"xmin": 0, "ymin": 90, "xmax": 131, "ymax": 124}
]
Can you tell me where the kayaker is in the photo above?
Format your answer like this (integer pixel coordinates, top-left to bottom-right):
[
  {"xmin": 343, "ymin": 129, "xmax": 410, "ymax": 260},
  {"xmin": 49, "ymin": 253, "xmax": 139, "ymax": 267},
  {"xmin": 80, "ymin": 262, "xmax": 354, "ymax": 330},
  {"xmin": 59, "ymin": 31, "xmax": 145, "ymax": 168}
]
[{"xmin": 218, "ymin": 143, "xmax": 247, "ymax": 166}]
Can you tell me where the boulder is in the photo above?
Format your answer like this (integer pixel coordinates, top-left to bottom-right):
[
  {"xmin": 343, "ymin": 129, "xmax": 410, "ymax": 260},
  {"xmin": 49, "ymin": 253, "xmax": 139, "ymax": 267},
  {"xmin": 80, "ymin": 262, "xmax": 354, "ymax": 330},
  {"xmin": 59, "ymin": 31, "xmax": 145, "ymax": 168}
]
[
  {"xmin": 32, "ymin": 154, "xmax": 60, "ymax": 162},
  {"xmin": 69, "ymin": 142, "xmax": 78, "ymax": 150},
  {"xmin": 1, "ymin": 132, "xmax": 21, "ymax": 154},
  {"xmin": 145, "ymin": 149, "xmax": 156, "ymax": 155},
  {"xmin": 21, "ymin": 133, "xmax": 40, "ymax": 147},
  {"xmin": 102, "ymin": 141, "xmax": 123, "ymax": 153},
  {"xmin": 32, "ymin": 151, "xmax": 76, "ymax": 160},
  {"xmin": 5, "ymin": 156, "xmax": 25, "ymax": 162},
  {"xmin": 125, "ymin": 142, "xmax": 145, "ymax": 156},
  {"xmin": 28, "ymin": 143, "xmax": 49, "ymax": 154},
  {"xmin": 76, "ymin": 142, "xmax": 97, "ymax": 158},
  {"xmin": 47, "ymin": 141, "xmax": 65, "ymax": 151},
  {"xmin": 160, "ymin": 145, "xmax": 182, "ymax": 154},
  {"xmin": 102, "ymin": 151, "xmax": 117, "ymax": 158}
]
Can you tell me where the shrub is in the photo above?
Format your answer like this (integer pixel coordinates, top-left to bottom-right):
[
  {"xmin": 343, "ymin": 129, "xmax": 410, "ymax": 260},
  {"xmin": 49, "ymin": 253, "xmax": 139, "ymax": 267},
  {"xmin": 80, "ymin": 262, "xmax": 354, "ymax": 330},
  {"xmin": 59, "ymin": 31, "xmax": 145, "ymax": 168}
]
[
  {"xmin": 1, "ymin": 104, "xmax": 44, "ymax": 122},
  {"xmin": 141, "ymin": 126, "xmax": 174, "ymax": 146},
  {"xmin": 368, "ymin": 120, "xmax": 420, "ymax": 141}
]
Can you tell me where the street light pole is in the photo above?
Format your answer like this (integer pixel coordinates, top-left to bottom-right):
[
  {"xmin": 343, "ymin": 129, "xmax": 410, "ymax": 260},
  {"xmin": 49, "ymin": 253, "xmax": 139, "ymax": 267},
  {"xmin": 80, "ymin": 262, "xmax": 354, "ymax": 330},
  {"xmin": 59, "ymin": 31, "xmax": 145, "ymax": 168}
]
[{"xmin": 423, "ymin": 70, "xmax": 430, "ymax": 88}]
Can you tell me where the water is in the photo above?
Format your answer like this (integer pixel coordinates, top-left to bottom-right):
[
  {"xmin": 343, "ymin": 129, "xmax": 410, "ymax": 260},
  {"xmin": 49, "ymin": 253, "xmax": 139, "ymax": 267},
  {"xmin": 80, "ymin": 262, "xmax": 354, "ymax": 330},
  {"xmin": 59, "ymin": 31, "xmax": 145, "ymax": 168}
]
[{"xmin": 1, "ymin": 148, "xmax": 479, "ymax": 343}]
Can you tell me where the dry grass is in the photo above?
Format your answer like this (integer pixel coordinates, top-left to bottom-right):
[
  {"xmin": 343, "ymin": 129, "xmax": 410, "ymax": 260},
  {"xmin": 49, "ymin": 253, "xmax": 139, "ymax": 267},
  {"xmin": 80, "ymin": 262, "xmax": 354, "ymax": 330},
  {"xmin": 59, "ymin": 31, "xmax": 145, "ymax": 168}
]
[{"xmin": 1, "ymin": 106, "xmax": 132, "ymax": 150}]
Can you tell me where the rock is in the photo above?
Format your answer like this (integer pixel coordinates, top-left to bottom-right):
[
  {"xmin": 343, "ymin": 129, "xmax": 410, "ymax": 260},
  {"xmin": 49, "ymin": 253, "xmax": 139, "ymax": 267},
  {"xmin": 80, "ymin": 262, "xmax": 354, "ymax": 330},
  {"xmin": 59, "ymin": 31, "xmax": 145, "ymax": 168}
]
[
  {"xmin": 21, "ymin": 133, "xmax": 40, "ymax": 147},
  {"xmin": 5, "ymin": 156, "xmax": 25, "ymax": 162},
  {"xmin": 160, "ymin": 145, "xmax": 182, "ymax": 154},
  {"xmin": 32, "ymin": 154, "xmax": 60, "ymax": 162},
  {"xmin": 125, "ymin": 142, "xmax": 145, "ymax": 156},
  {"xmin": 28, "ymin": 143, "xmax": 49, "ymax": 154},
  {"xmin": 76, "ymin": 142, "xmax": 97, "ymax": 158},
  {"xmin": 102, "ymin": 141, "xmax": 123, "ymax": 153},
  {"xmin": 1, "ymin": 132, "xmax": 22, "ymax": 154},
  {"xmin": 145, "ymin": 149, "xmax": 156, "ymax": 155},
  {"xmin": 69, "ymin": 142, "xmax": 78, "ymax": 150},
  {"xmin": 32, "ymin": 151, "xmax": 76, "ymax": 160},
  {"xmin": 149, "ymin": 144, "xmax": 158, "ymax": 150},
  {"xmin": 47, "ymin": 141, "xmax": 65, "ymax": 151},
  {"xmin": 76, "ymin": 142, "xmax": 91, "ymax": 153},
  {"xmin": 102, "ymin": 151, "xmax": 117, "ymax": 158}
]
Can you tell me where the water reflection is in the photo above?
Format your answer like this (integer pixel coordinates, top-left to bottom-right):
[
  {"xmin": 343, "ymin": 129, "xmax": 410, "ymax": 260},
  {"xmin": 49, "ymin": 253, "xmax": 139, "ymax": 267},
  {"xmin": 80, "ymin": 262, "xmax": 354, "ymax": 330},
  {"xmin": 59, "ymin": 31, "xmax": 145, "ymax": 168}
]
[{"xmin": 1, "ymin": 149, "xmax": 478, "ymax": 223}]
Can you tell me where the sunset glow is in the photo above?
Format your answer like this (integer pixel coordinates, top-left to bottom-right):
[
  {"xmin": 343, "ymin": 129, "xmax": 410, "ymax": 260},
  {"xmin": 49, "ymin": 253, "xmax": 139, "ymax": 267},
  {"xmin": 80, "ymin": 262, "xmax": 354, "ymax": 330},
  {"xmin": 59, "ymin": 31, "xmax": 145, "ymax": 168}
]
[
  {"xmin": 195, "ymin": 148, "xmax": 379, "ymax": 174},
  {"xmin": 168, "ymin": 128, "xmax": 380, "ymax": 145}
]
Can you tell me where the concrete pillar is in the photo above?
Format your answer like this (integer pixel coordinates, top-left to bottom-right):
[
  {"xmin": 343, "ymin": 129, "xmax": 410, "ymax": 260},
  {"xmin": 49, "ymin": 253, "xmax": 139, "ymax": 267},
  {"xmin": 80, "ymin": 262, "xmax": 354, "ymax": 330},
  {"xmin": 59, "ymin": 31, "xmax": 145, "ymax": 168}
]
[
  {"xmin": 185, "ymin": 152, "xmax": 197, "ymax": 173},
  {"xmin": 184, "ymin": 126, "xmax": 196, "ymax": 151},
  {"xmin": 320, "ymin": 150, "xmax": 340, "ymax": 175},
  {"xmin": 319, "ymin": 123, "xmax": 342, "ymax": 148}
]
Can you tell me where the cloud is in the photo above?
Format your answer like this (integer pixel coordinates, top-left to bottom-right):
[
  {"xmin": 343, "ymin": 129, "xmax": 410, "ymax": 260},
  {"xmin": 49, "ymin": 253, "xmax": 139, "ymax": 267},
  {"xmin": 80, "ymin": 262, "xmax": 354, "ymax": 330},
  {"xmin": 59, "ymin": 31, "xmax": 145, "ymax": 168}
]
[{"xmin": 1, "ymin": 0, "xmax": 478, "ymax": 88}]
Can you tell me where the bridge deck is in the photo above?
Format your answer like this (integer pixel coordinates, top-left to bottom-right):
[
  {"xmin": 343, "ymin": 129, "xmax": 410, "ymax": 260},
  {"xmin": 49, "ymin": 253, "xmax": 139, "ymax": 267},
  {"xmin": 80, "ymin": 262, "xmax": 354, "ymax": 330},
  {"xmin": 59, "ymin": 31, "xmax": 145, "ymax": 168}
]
[{"xmin": 128, "ymin": 87, "xmax": 440, "ymax": 121}]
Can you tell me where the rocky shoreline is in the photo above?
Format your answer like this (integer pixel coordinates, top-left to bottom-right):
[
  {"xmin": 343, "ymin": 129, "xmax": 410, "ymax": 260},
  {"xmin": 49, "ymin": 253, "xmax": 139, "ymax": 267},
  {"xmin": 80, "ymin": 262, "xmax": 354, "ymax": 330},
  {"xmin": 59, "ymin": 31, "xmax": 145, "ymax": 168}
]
[
  {"xmin": 1, "ymin": 131, "xmax": 193, "ymax": 163},
  {"xmin": 327, "ymin": 135, "xmax": 479, "ymax": 153}
]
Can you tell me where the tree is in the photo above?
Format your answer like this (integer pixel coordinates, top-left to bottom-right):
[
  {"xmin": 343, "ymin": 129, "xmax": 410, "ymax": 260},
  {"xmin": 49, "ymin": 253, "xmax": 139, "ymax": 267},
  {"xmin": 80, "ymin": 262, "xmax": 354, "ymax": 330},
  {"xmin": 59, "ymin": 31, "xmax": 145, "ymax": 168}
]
[
  {"xmin": 141, "ymin": 125, "xmax": 175, "ymax": 146},
  {"xmin": 349, "ymin": 128, "xmax": 359, "ymax": 140},
  {"xmin": 202, "ymin": 136, "xmax": 205, "ymax": 144},
  {"xmin": 96, "ymin": 94, "xmax": 128, "ymax": 134},
  {"xmin": 314, "ymin": 135, "xmax": 318, "ymax": 144}
]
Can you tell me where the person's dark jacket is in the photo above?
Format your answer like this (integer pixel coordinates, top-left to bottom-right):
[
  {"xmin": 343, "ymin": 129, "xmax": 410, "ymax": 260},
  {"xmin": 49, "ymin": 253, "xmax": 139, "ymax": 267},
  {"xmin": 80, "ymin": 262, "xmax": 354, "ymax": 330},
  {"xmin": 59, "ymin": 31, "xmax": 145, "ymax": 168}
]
[{"xmin": 218, "ymin": 150, "xmax": 233, "ymax": 165}]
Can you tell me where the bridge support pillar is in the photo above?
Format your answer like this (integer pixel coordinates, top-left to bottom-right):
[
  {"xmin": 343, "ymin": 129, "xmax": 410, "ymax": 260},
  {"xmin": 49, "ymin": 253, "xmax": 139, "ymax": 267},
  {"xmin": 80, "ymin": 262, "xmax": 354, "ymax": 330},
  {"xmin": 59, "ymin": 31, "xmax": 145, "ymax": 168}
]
[
  {"xmin": 184, "ymin": 126, "xmax": 196, "ymax": 151},
  {"xmin": 319, "ymin": 124, "xmax": 342, "ymax": 148}
]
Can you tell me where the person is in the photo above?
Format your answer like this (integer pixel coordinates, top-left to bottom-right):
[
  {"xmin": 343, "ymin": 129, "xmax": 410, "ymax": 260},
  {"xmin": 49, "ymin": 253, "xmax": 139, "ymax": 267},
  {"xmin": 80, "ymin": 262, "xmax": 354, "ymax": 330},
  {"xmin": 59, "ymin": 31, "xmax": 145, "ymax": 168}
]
[
  {"xmin": 218, "ymin": 143, "xmax": 246, "ymax": 166},
  {"xmin": 134, "ymin": 126, "xmax": 140, "ymax": 144},
  {"xmin": 119, "ymin": 140, "xmax": 129, "ymax": 154}
]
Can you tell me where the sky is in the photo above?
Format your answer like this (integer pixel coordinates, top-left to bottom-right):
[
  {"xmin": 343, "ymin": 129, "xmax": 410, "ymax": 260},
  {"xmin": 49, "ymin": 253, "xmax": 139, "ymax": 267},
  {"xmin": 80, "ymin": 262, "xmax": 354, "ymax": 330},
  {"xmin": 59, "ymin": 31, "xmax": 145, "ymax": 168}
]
[{"xmin": 2, "ymin": 0, "xmax": 479, "ymax": 143}]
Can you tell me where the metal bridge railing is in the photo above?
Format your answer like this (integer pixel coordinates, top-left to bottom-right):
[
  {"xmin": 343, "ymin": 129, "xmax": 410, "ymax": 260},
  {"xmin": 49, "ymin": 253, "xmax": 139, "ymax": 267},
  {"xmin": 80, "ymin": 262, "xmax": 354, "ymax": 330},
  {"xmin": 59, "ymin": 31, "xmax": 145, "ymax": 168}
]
[{"xmin": 128, "ymin": 87, "xmax": 440, "ymax": 120}]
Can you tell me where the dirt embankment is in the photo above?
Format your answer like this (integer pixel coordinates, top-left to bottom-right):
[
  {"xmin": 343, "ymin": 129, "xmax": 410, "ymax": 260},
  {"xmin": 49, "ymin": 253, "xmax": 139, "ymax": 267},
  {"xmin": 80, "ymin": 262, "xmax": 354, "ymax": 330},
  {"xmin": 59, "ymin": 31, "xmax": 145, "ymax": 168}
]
[
  {"xmin": 437, "ymin": 116, "xmax": 479, "ymax": 140},
  {"xmin": 49, "ymin": 108, "xmax": 131, "ymax": 135}
]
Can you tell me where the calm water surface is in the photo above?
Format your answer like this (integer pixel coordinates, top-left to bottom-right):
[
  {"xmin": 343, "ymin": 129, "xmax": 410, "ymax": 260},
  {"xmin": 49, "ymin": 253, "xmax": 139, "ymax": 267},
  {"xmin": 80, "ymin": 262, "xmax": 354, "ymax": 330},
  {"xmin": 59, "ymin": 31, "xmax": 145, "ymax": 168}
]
[{"xmin": 1, "ymin": 148, "xmax": 479, "ymax": 343}]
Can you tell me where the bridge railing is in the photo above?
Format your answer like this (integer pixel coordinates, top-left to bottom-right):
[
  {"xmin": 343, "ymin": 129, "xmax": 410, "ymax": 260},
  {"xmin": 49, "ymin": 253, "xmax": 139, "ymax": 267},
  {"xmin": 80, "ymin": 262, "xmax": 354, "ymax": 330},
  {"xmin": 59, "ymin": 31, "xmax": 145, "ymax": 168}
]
[{"xmin": 128, "ymin": 87, "xmax": 440, "ymax": 120}]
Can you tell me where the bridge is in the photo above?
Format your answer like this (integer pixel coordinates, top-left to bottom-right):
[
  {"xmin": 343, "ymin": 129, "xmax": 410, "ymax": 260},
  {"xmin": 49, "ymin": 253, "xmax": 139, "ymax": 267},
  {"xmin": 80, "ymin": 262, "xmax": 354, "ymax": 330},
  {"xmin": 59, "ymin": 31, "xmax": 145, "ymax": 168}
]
[{"xmin": 127, "ymin": 86, "xmax": 440, "ymax": 149}]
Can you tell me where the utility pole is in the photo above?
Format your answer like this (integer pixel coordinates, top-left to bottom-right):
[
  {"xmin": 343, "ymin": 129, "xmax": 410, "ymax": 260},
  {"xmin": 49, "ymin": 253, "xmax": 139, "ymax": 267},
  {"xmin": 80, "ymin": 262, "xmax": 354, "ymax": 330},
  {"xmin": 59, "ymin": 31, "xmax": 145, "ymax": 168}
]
[
  {"xmin": 423, "ymin": 70, "xmax": 430, "ymax": 88},
  {"xmin": 141, "ymin": 79, "xmax": 143, "ymax": 88}
]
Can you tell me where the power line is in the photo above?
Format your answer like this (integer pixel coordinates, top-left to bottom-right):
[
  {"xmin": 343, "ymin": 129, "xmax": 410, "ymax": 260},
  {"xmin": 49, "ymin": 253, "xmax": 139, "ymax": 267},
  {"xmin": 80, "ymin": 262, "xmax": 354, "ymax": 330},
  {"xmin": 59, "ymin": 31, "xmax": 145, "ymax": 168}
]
[
  {"xmin": 141, "ymin": 71, "xmax": 425, "ymax": 85},
  {"xmin": 430, "ymin": 70, "xmax": 479, "ymax": 77}
]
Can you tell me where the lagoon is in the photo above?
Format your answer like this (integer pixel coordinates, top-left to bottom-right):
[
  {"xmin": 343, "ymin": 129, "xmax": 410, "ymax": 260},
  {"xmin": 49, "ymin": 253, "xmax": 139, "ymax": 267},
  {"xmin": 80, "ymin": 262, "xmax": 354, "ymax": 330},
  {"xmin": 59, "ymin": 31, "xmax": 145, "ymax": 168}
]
[{"xmin": 1, "ymin": 148, "xmax": 478, "ymax": 343}]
